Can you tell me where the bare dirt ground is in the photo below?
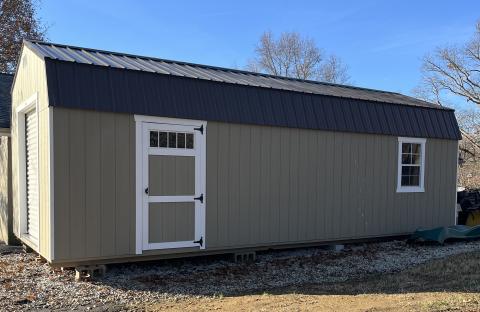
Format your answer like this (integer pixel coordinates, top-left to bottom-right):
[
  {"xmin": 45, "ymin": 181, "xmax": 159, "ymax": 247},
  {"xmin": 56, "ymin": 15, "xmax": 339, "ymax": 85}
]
[{"xmin": 1, "ymin": 240, "xmax": 480, "ymax": 311}]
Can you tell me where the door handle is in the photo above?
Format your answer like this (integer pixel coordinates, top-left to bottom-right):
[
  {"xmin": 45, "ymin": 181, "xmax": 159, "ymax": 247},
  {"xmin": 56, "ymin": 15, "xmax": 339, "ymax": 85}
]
[
  {"xmin": 194, "ymin": 193, "xmax": 204, "ymax": 203},
  {"xmin": 145, "ymin": 187, "xmax": 149, "ymax": 195}
]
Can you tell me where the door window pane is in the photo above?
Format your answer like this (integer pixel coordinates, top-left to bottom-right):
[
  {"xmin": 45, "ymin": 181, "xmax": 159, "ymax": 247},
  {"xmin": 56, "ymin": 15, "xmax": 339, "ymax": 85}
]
[
  {"xmin": 150, "ymin": 131, "xmax": 158, "ymax": 147},
  {"xmin": 168, "ymin": 132, "xmax": 177, "ymax": 148},
  {"xmin": 186, "ymin": 133, "xmax": 194, "ymax": 149},
  {"xmin": 177, "ymin": 133, "xmax": 186, "ymax": 148},
  {"xmin": 159, "ymin": 132, "xmax": 167, "ymax": 147}
]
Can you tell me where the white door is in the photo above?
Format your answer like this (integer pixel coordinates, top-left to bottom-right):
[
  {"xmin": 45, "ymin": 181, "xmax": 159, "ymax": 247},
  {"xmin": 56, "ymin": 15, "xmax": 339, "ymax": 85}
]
[
  {"xmin": 141, "ymin": 120, "xmax": 206, "ymax": 250},
  {"xmin": 25, "ymin": 109, "xmax": 39, "ymax": 245}
]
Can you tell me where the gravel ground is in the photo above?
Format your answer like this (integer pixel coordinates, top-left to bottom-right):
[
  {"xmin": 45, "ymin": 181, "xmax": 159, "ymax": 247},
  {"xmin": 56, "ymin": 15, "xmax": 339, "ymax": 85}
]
[{"xmin": 2, "ymin": 239, "xmax": 480, "ymax": 311}]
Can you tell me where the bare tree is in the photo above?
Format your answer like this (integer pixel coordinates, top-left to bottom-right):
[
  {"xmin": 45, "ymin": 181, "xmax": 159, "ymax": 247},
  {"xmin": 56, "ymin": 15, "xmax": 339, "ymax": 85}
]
[
  {"xmin": 456, "ymin": 109, "xmax": 480, "ymax": 188},
  {"xmin": 412, "ymin": 76, "xmax": 444, "ymax": 105},
  {"xmin": 318, "ymin": 55, "xmax": 350, "ymax": 84},
  {"xmin": 458, "ymin": 108, "xmax": 480, "ymax": 134},
  {"xmin": 415, "ymin": 21, "xmax": 480, "ymax": 106},
  {"xmin": 0, "ymin": 0, "xmax": 47, "ymax": 73},
  {"xmin": 414, "ymin": 21, "xmax": 480, "ymax": 188},
  {"xmin": 247, "ymin": 31, "xmax": 350, "ymax": 84}
]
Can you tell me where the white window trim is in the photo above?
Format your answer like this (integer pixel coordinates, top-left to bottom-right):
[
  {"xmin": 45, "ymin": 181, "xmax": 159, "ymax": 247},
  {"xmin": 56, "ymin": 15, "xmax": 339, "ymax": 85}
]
[
  {"xmin": 134, "ymin": 115, "xmax": 207, "ymax": 254},
  {"xmin": 16, "ymin": 93, "xmax": 40, "ymax": 249},
  {"xmin": 397, "ymin": 137, "xmax": 426, "ymax": 193}
]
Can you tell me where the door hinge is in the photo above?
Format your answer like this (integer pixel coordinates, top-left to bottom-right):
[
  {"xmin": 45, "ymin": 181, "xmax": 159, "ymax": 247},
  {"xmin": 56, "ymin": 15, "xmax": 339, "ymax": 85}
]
[
  {"xmin": 194, "ymin": 193, "xmax": 204, "ymax": 203},
  {"xmin": 193, "ymin": 236, "xmax": 203, "ymax": 247},
  {"xmin": 194, "ymin": 124, "xmax": 204, "ymax": 134},
  {"xmin": 144, "ymin": 187, "xmax": 149, "ymax": 195}
]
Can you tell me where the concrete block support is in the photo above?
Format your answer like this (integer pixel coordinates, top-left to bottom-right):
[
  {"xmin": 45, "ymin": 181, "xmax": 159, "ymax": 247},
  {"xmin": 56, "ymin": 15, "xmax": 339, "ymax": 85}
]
[
  {"xmin": 75, "ymin": 265, "xmax": 107, "ymax": 281},
  {"xmin": 233, "ymin": 251, "xmax": 256, "ymax": 263}
]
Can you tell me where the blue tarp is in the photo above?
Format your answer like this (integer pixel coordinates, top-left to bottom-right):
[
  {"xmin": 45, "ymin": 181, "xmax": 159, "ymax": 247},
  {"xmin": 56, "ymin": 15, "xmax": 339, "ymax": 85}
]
[{"xmin": 409, "ymin": 225, "xmax": 480, "ymax": 244}]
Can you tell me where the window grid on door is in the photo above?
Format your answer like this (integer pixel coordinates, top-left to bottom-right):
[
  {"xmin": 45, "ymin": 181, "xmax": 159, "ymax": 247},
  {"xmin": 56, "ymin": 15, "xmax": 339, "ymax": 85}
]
[{"xmin": 150, "ymin": 131, "xmax": 194, "ymax": 149}]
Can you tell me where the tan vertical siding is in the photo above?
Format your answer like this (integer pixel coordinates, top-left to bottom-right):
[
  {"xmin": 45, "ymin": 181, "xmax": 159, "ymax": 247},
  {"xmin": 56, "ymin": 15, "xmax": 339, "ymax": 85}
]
[
  {"xmin": 115, "ymin": 114, "xmax": 132, "ymax": 256},
  {"xmin": 84, "ymin": 110, "xmax": 101, "ymax": 257},
  {"xmin": 53, "ymin": 108, "xmax": 135, "ymax": 261},
  {"xmin": 51, "ymin": 109, "xmax": 458, "ymax": 263},
  {"xmin": 11, "ymin": 47, "xmax": 51, "ymax": 259},
  {"xmin": 205, "ymin": 122, "xmax": 458, "ymax": 248}
]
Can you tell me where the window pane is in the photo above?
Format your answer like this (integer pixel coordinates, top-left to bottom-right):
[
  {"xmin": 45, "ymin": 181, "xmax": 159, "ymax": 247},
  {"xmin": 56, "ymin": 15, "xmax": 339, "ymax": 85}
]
[
  {"xmin": 402, "ymin": 175, "xmax": 420, "ymax": 186},
  {"xmin": 168, "ymin": 132, "xmax": 177, "ymax": 148},
  {"xmin": 186, "ymin": 133, "xmax": 194, "ymax": 149},
  {"xmin": 401, "ymin": 154, "xmax": 412, "ymax": 164},
  {"xmin": 411, "ymin": 143, "xmax": 421, "ymax": 154},
  {"xmin": 402, "ymin": 143, "xmax": 411, "ymax": 153},
  {"xmin": 402, "ymin": 166, "xmax": 420, "ymax": 176},
  {"xmin": 159, "ymin": 132, "xmax": 167, "ymax": 147},
  {"xmin": 411, "ymin": 153, "xmax": 420, "ymax": 164},
  {"xmin": 410, "ymin": 166, "xmax": 420, "ymax": 176},
  {"xmin": 410, "ymin": 175, "xmax": 420, "ymax": 186},
  {"xmin": 150, "ymin": 131, "xmax": 158, "ymax": 147},
  {"xmin": 177, "ymin": 133, "xmax": 186, "ymax": 148}
]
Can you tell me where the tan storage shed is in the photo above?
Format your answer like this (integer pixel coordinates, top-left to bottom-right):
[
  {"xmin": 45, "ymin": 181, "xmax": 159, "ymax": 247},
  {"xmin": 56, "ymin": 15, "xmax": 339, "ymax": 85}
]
[{"xmin": 10, "ymin": 40, "xmax": 460, "ymax": 267}]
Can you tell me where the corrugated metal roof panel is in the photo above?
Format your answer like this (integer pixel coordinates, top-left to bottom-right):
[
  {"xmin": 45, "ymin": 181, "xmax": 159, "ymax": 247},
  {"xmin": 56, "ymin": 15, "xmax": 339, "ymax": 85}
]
[
  {"xmin": 24, "ymin": 40, "xmax": 461, "ymax": 140},
  {"xmin": 64, "ymin": 47, "xmax": 93, "ymax": 64},
  {"xmin": 25, "ymin": 40, "xmax": 453, "ymax": 111}
]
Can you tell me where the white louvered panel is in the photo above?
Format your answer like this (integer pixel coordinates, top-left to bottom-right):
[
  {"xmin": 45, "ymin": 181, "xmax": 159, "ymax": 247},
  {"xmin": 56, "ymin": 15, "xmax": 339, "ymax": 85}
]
[{"xmin": 25, "ymin": 110, "xmax": 39, "ymax": 245}]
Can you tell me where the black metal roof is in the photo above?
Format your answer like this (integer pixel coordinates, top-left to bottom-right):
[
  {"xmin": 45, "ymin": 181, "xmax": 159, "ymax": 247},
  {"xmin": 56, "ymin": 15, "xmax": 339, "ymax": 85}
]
[
  {"xmin": 0, "ymin": 73, "xmax": 13, "ymax": 129},
  {"xmin": 25, "ymin": 40, "xmax": 461, "ymax": 140}
]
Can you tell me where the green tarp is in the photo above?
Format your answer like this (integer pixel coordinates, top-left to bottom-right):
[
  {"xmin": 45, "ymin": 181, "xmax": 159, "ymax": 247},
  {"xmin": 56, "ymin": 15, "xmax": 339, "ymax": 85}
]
[{"xmin": 409, "ymin": 225, "xmax": 480, "ymax": 244}]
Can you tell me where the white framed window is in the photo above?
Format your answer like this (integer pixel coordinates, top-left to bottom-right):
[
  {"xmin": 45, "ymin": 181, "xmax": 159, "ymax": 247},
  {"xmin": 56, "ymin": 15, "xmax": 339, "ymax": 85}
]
[{"xmin": 397, "ymin": 137, "xmax": 426, "ymax": 193}]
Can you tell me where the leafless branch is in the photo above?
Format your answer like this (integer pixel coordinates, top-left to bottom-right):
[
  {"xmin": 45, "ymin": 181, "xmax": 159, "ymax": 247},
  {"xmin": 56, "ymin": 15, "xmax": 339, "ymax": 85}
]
[
  {"xmin": 414, "ymin": 20, "xmax": 480, "ymax": 107},
  {"xmin": 247, "ymin": 31, "xmax": 350, "ymax": 84}
]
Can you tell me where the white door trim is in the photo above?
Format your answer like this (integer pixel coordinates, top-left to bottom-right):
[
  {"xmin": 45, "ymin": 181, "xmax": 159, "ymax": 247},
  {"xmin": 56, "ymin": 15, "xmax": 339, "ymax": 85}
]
[
  {"xmin": 16, "ymin": 93, "xmax": 40, "ymax": 250},
  {"xmin": 134, "ymin": 115, "xmax": 207, "ymax": 254}
]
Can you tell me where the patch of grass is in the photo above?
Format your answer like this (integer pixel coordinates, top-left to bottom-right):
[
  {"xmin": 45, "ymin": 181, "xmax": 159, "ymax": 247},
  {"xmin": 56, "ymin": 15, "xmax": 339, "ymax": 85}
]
[
  {"xmin": 292, "ymin": 251, "xmax": 480, "ymax": 297},
  {"xmin": 146, "ymin": 251, "xmax": 480, "ymax": 311},
  {"xmin": 212, "ymin": 292, "xmax": 224, "ymax": 299},
  {"xmin": 420, "ymin": 293, "xmax": 480, "ymax": 312}
]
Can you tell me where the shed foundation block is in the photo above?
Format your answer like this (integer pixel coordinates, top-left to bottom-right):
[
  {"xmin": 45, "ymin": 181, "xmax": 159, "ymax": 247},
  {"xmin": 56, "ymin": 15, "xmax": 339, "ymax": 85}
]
[
  {"xmin": 233, "ymin": 251, "xmax": 256, "ymax": 263},
  {"xmin": 75, "ymin": 264, "xmax": 107, "ymax": 281},
  {"xmin": 325, "ymin": 244, "xmax": 345, "ymax": 252}
]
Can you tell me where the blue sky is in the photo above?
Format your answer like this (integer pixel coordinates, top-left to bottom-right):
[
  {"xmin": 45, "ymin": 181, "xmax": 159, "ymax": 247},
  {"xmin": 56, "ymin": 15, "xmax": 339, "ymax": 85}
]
[{"xmin": 39, "ymin": 0, "xmax": 479, "ymax": 110}]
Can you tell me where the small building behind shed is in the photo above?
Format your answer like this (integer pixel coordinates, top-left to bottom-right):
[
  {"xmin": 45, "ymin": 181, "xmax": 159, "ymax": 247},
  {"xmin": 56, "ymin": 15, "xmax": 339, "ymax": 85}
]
[{"xmin": 0, "ymin": 72, "xmax": 14, "ymax": 244}]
